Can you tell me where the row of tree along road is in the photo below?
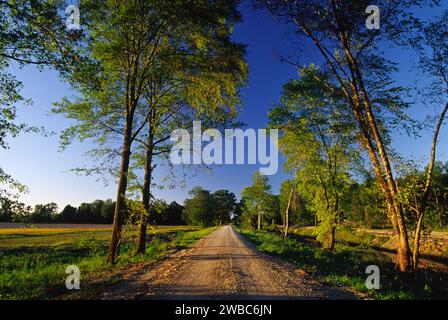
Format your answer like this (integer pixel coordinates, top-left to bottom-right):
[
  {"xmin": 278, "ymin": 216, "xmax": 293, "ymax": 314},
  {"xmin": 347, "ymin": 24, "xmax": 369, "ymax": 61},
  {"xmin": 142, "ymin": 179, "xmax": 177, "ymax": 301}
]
[{"xmin": 1, "ymin": 1, "xmax": 447, "ymax": 273}]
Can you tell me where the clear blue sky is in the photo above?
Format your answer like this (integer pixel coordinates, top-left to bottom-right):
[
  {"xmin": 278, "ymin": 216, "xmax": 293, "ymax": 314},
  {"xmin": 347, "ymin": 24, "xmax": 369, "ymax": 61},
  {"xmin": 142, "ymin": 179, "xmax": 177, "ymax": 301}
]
[{"xmin": 2, "ymin": 1, "xmax": 448, "ymax": 210}]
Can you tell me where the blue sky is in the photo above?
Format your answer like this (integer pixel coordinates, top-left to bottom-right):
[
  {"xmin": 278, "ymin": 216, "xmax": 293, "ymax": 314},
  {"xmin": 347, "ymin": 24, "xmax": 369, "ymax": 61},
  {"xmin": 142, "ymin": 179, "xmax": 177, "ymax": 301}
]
[{"xmin": 2, "ymin": 1, "xmax": 448, "ymax": 210}]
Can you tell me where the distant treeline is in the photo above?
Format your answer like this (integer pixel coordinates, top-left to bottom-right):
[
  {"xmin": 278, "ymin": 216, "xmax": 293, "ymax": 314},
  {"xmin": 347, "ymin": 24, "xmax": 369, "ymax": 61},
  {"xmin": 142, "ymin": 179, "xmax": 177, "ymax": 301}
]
[
  {"xmin": 182, "ymin": 188, "xmax": 241, "ymax": 227},
  {"xmin": 2, "ymin": 161, "xmax": 446, "ymax": 230},
  {"xmin": 0, "ymin": 188, "xmax": 242, "ymax": 227},
  {"xmin": 0, "ymin": 199, "xmax": 185, "ymax": 225}
]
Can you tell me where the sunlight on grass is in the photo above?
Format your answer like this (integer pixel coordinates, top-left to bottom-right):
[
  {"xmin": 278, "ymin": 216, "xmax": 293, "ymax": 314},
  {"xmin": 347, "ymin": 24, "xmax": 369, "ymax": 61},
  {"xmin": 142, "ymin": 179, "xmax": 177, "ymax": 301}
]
[
  {"xmin": 0, "ymin": 225, "xmax": 211, "ymax": 299},
  {"xmin": 0, "ymin": 225, "xmax": 199, "ymax": 249},
  {"xmin": 236, "ymin": 228, "xmax": 448, "ymax": 300}
]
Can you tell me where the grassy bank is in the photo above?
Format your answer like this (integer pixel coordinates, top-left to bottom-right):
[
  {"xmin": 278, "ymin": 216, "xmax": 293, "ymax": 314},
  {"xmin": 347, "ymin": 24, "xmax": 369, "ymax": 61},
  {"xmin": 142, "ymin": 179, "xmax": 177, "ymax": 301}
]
[
  {"xmin": 236, "ymin": 228, "xmax": 448, "ymax": 300},
  {"xmin": 289, "ymin": 226, "xmax": 448, "ymax": 257},
  {"xmin": 0, "ymin": 226, "xmax": 215, "ymax": 299}
]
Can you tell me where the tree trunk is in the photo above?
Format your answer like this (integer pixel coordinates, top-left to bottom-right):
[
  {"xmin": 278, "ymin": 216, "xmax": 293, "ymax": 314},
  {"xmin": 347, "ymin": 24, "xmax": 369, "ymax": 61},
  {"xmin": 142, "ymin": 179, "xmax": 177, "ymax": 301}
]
[
  {"xmin": 412, "ymin": 212, "xmax": 424, "ymax": 270},
  {"xmin": 411, "ymin": 103, "xmax": 448, "ymax": 269},
  {"xmin": 107, "ymin": 120, "xmax": 133, "ymax": 264},
  {"xmin": 136, "ymin": 223, "xmax": 147, "ymax": 253},
  {"xmin": 325, "ymin": 226, "xmax": 336, "ymax": 250},
  {"xmin": 297, "ymin": 13, "xmax": 412, "ymax": 270},
  {"xmin": 325, "ymin": 193, "xmax": 338, "ymax": 251},
  {"xmin": 284, "ymin": 187, "xmax": 294, "ymax": 237},
  {"xmin": 329, "ymin": 29, "xmax": 410, "ymax": 270},
  {"xmin": 396, "ymin": 229, "xmax": 411, "ymax": 272},
  {"xmin": 257, "ymin": 207, "xmax": 262, "ymax": 231},
  {"xmin": 136, "ymin": 127, "xmax": 154, "ymax": 255},
  {"xmin": 435, "ymin": 195, "xmax": 443, "ymax": 229}
]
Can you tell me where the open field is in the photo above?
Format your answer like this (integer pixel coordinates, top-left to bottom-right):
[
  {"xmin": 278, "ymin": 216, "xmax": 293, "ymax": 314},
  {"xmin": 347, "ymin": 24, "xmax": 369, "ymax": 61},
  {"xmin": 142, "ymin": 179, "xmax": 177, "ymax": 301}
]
[
  {"xmin": 0, "ymin": 224, "xmax": 196, "ymax": 249},
  {"xmin": 0, "ymin": 224, "xmax": 209, "ymax": 299},
  {"xmin": 0, "ymin": 223, "xmax": 112, "ymax": 229}
]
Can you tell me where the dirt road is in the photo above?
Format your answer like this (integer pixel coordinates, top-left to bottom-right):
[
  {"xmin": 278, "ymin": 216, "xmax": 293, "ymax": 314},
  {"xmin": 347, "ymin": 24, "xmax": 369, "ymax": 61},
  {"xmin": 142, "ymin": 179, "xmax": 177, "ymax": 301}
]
[{"xmin": 101, "ymin": 225, "xmax": 357, "ymax": 300}]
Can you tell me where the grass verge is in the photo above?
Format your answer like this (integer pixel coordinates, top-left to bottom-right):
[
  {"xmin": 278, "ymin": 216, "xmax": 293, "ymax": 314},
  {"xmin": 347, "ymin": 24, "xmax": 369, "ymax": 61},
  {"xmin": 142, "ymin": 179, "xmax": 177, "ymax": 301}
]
[
  {"xmin": 236, "ymin": 228, "xmax": 448, "ymax": 300},
  {"xmin": 0, "ymin": 226, "xmax": 216, "ymax": 299}
]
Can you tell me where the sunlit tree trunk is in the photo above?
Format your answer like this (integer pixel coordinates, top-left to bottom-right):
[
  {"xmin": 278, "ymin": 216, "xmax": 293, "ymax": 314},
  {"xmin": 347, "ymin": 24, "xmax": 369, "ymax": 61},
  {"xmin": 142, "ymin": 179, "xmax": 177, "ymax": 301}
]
[
  {"xmin": 136, "ymin": 126, "xmax": 154, "ymax": 255},
  {"xmin": 295, "ymin": 5, "xmax": 411, "ymax": 271},
  {"xmin": 325, "ymin": 226, "xmax": 336, "ymax": 250},
  {"xmin": 108, "ymin": 116, "xmax": 133, "ymax": 263},
  {"xmin": 284, "ymin": 187, "xmax": 293, "ymax": 237},
  {"xmin": 412, "ymin": 212, "xmax": 424, "ymax": 270},
  {"xmin": 412, "ymin": 103, "xmax": 448, "ymax": 269}
]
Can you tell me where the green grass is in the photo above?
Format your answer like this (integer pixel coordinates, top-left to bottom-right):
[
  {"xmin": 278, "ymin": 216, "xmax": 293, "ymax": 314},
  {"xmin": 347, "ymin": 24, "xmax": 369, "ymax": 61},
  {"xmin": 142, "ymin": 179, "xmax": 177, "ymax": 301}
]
[
  {"xmin": 288, "ymin": 226, "xmax": 382, "ymax": 247},
  {"xmin": 0, "ymin": 226, "xmax": 196, "ymax": 249},
  {"xmin": 236, "ymin": 228, "xmax": 448, "ymax": 300},
  {"xmin": 0, "ymin": 226, "xmax": 215, "ymax": 300}
]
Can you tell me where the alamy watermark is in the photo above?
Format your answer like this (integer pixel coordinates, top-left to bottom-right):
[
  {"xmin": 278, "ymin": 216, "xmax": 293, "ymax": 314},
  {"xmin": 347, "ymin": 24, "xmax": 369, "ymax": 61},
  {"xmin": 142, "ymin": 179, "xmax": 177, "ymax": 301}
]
[
  {"xmin": 45, "ymin": 1, "xmax": 80, "ymax": 30},
  {"xmin": 366, "ymin": 5, "xmax": 380, "ymax": 30},
  {"xmin": 65, "ymin": 4, "xmax": 80, "ymax": 30},
  {"xmin": 58, "ymin": 3, "xmax": 378, "ymax": 32},
  {"xmin": 170, "ymin": 121, "xmax": 279, "ymax": 176},
  {"xmin": 365, "ymin": 265, "xmax": 380, "ymax": 290},
  {"xmin": 65, "ymin": 265, "xmax": 80, "ymax": 290}
]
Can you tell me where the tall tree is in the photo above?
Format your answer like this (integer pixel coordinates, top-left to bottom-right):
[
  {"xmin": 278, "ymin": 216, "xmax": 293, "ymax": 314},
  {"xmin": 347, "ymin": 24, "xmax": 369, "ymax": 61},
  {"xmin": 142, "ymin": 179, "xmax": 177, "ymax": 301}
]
[
  {"xmin": 280, "ymin": 180, "xmax": 295, "ymax": 237},
  {"xmin": 280, "ymin": 179, "xmax": 314, "ymax": 229},
  {"xmin": 54, "ymin": 1, "xmax": 170, "ymax": 262},
  {"xmin": 161, "ymin": 201, "xmax": 184, "ymax": 225},
  {"xmin": 241, "ymin": 172, "xmax": 272, "ymax": 230},
  {"xmin": 133, "ymin": 8, "xmax": 247, "ymax": 253},
  {"xmin": 53, "ymin": 1, "xmax": 247, "ymax": 262},
  {"xmin": 345, "ymin": 177, "xmax": 386, "ymax": 228},
  {"xmin": 409, "ymin": 10, "xmax": 448, "ymax": 270},
  {"xmin": 257, "ymin": 0, "xmax": 438, "ymax": 271},
  {"xmin": 264, "ymin": 194, "xmax": 281, "ymax": 226},
  {"xmin": 212, "ymin": 190, "xmax": 237, "ymax": 226},
  {"xmin": 182, "ymin": 187, "xmax": 215, "ymax": 227},
  {"xmin": 270, "ymin": 66, "xmax": 357, "ymax": 249}
]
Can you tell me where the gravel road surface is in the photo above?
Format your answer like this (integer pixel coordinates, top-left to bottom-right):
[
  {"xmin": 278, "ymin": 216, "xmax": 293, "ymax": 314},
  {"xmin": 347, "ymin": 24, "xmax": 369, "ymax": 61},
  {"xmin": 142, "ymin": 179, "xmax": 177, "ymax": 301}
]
[{"xmin": 101, "ymin": 225, "xmax": 357, "ymax": 300}]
